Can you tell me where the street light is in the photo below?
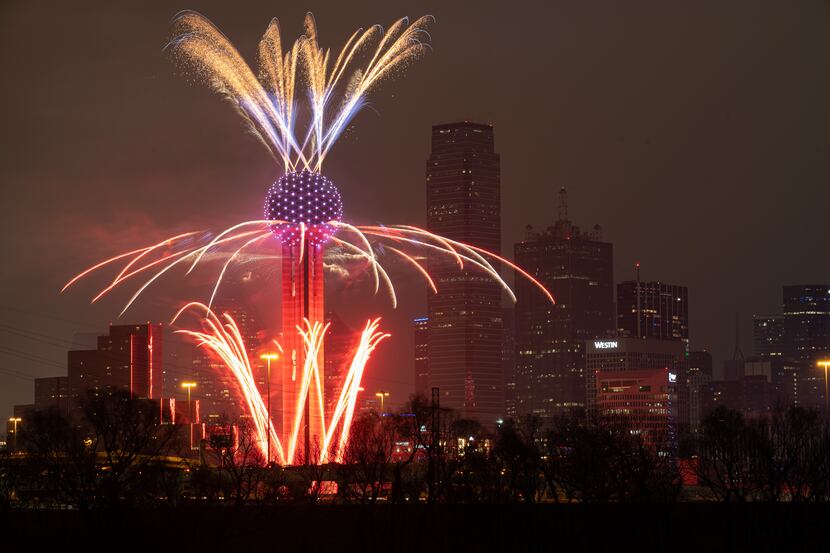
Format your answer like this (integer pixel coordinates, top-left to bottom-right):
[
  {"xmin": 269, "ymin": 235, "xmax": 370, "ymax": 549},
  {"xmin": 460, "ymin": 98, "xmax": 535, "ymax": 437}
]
[
  {"xmin": 375, "ymin": 391, "xmax": 390, "ymax": 415},
  {"xmin": 818, "ymin": 360, "xmax": 830, "ymax": 415},
  {"xmin": 181, "ymin": 382, "xmax": 197, "ymax": 449},
  {"xmin": 8, "ymin": 417, "xmax": 21, "ymax": 452},
  {"xmin": 260, "ymin": 353, "xmax": 280, "ymax": 465}
]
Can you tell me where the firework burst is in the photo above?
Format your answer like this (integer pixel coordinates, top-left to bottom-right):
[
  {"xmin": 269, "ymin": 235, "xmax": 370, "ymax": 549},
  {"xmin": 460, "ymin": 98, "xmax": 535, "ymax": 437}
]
[{"xmin": 168, "ymin": 11, "xmax": 433, "ymax": 173}]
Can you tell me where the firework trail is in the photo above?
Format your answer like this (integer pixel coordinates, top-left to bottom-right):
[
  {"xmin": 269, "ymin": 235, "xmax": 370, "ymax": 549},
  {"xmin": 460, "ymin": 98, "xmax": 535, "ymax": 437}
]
[
  {"xmin": 173, "ymin": 302, "xmax": 284, "ymax": 462},
  {"xmin": 168, "ymin": 11, "xmax": 433, "ymax": 173},
  {"xmin": 62, "ymin": 222, "xmax": 554, "ymax": 313},
  {"xmin": 174, "ymin": 302, "xmax": 387, "ymax": 464}
]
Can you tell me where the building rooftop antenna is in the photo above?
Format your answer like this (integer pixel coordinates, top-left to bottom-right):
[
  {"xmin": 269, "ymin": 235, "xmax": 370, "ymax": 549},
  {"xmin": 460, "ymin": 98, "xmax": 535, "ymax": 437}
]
[{"xmin": 557, "ymin": 187, "xmax": 568, "ymax": 222}]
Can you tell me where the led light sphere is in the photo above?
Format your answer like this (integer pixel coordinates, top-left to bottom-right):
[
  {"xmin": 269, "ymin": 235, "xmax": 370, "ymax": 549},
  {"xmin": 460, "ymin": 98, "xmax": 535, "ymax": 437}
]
[{"xmin": 264, "ymin": 170, "xmax": 343, "ymax": 247}]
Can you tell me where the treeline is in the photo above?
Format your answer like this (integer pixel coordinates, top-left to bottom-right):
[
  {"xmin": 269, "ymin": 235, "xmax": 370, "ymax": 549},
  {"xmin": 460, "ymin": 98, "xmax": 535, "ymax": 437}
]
[{"xmin": 3, "ymin": 392, "xmax": 830, "ymax": 509}]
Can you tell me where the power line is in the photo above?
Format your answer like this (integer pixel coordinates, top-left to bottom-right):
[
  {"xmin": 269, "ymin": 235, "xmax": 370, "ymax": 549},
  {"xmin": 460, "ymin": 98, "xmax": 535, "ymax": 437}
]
[{"xmin": 0, "ymin": 366, "xmax": 35, "ymax": 381}]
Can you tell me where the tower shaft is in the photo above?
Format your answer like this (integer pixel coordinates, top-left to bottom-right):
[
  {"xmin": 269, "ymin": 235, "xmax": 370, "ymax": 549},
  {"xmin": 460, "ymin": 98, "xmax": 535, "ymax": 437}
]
[{"xmin": 280, "ymin": 239, "xmax": 325, "ymax": 464}]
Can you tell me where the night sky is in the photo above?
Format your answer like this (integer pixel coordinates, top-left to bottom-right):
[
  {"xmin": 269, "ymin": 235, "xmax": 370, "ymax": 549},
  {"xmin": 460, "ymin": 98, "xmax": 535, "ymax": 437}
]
[{"xmin": 3, "ymin": 0, "xmax": 830, "ymax": 418}]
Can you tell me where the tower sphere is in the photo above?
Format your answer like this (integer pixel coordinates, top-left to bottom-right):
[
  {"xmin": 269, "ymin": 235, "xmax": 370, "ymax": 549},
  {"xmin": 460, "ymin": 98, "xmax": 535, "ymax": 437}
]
[{"xmin": 264, "ymin": 170, "xmax": 343, "ymax": 247}]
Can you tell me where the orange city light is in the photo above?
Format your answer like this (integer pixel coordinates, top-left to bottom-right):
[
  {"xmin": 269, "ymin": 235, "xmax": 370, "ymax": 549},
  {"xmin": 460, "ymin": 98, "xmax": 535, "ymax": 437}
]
[{"xmin": 260, "ymin": 353, "xmax": 280, "ymax": 361}]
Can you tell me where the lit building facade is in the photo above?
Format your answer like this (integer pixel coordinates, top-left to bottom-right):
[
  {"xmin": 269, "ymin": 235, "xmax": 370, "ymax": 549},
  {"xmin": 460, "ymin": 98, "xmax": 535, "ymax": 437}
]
[
  {"xmin": 514, "ymin": 188, "xmax": 614, "ymax": 419},
  {"xmin": 585, "ymin": 337, "xmax": 686, "ymax": 421},
  {"xmin": 413, "ymin": 317, "xmax": 429, "ymax": 396},
  {"xmin": 616, "ymin": 279, "xmax": 690, "ymax": 427},
  {"xmin": 783, "ymin": 285, "xmax": 830, "ymax": 365},
  {"xmin": 502, "ymin": 307, "xmax": 518, "ymax": 418},
  {"xmin": 426, "ymin": 121, "xmax": 503, "ymax": 425},
  {"xmin": 617, "ymin": 281, "xmax": 688, "ymax": 341},
  {"xmin": 753, "ymin": 314, "xmax": 785, "ymax": 359},
  {"xmin": 595, "ymin": 368, "xmax": 677, "ymax": 453},
  {"xmin": 68, "ymin": 323, "xmax": 163, "ymax": 409}
]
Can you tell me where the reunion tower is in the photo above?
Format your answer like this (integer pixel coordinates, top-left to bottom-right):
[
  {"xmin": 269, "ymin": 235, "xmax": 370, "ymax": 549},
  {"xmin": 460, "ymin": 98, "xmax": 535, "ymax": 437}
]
[{"xmin": 265, "ymin": 169, "xmax": 343, "ymax": 463}]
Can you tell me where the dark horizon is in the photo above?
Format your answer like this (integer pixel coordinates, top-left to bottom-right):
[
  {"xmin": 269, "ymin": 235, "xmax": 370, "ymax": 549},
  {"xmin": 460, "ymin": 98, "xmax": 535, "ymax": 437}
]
[{"xmin": 3, "ymin": 0, "xmax": 830, "ymax": 418}]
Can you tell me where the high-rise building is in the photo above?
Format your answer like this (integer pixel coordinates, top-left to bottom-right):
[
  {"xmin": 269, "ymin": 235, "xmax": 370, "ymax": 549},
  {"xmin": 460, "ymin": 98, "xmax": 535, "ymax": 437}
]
[
  {"xmin": 34, "ymin": 376, "xmax": 70, "ymax": 414},
  {"xmin": 585, "ymin": 337, "xmax": 687, "ymax": 420},
  {"xmin": 324, "ymin": 312, "xmax": 353, "ymax": 420},
  {"xmin": 192, "ymin": 345, "xmax": 243, "ymax": 422},
  {"xmin": 797, "ymin": 369, "xmax": 827, "ymax": 413},
  {"xmin": 689, "ymin": 351, "xmax": 713, "ymax": 377},
  {"xmin": 426, "ymin": 121, "xmax": 503, "ymax": 425},
  {"xmin": 753, "ymin": 315, "xmax": 785, "ymax": 359},
  {"xmin": 701, "ymin": 356, "xmax": 810, "ymax": 418},
  {"xmin": 617, "ymin": 280, "xmax": 688, "ymax": 341},
  {"xmin": 731, "ymin": 286, "xmax": 830, "ymax": 416},
  {"xmin": 617, "ymin": 277, "xmax": 690, "ymax": 428},
  {"xmin": 514, "ymin": 188, "xmax": 614, "ymax": 419},
  {"xmin": 413, "ymin": 317, "xmax": 429, "ymax": 396},
  {"xmin": 68, "ymin": 323, "xmax": 163, "ymax": 409},
  {"xmin": 595, "ymin": 368, "xmax": 677, "ymax": 453},
  {"xmin": 191, "ymin": 298, "xmax": 266, "ymax": 422},
  {"xmin": 783, "ymin": 285, "xmax": 830, "ymax": 365},
  {"xmin": 688, "ymin": 351, "xmax": 712, "ymax": 433},
  {"xmin": 705, "ymin": 377, "xmax": 775, "ymax": 419},
  {"xmin": 502, "ymin": 307, "xmax": 517, "ymax": 418}
]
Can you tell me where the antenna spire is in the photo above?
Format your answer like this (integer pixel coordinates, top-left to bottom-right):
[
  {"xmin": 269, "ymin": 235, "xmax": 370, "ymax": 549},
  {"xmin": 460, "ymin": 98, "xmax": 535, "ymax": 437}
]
[{"xmin": 557, "ymin": 187, "xmax": 568, "ymax": 222}]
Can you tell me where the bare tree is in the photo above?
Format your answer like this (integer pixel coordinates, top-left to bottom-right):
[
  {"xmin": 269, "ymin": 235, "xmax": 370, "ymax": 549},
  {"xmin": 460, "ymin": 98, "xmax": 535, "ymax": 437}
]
[
  {"xmin": 206, "ymin": 418, "xmax": 266, "ymax": 505},
  {"xmin": 16, "ymin": 407, "xmax": 98, "ymax": 509},
  {"xmin": 750, "ymin": 406, "xmax": 830, "ymax": 502},
  {"xmin": 692, "ymin": 406, "xmax": 759, "ymax": 502},
  {"xmin": 293, "ymin": 441, "xmax": 331, "ymax": 504},
  {"xmin": 80, "ymin": 390, "xmax": 178, "ymax": 507},
  {"xmin": 494, "ymin": 416, "xmax": 544, "ymax": 503},
  {"xmin": 544, "ymin": 416, "xmax": 627, "ymax": 503},
  {"xmin": 390, "ymin": 394, "xmax": 435, "ymax": 503},
  {"xmin": 336, "ymin": 412, "xmax": 396, "ymax": 504}
]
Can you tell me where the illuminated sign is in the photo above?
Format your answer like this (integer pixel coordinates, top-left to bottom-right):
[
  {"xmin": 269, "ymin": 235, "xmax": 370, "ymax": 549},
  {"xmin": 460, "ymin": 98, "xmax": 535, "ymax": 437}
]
[
  {"xmin": 668, "ymin": 372, "xmax": 677, "ymax": 383},
  {"xmin": 593, "ymin": 341, "xmax": 618, "ymax": 349}
]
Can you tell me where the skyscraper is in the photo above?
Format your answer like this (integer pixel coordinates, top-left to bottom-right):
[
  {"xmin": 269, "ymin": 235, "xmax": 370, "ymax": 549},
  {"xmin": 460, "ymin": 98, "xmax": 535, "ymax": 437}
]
[
  {"xmin": 413, "ymin": 317, "xmax": 429, "ymax": 396},
  {"xmin": 585, "ymin": 337, "xmax": 687, "ymax": 419},
  {"xmin": 617, "ymin": 279, "xmax": 689, "ymax": 341},
  {"xmin": 514, "ymin": 188, "xmax": 614, "ymax": 419},
  {"xmin": 616, "ymin": 276, "xmax": 690, "ymax": 426},
  {"xmin": 688, "ymin": 350, "xmax": 712, "ymax": 433},
  {"xmin": 191, "ymin": 298, "xmax": 266, "ymax": 422},
  {"xmin": 502, "ymin": 307, "xmax": 517, "ymax": 418},
  {"xmin": 34, "ymin": 376, "xmax": 70, "ymax": 414},
  {"xmin": 783, "ymin": 285, "xmax": 830, "ymax": 365},
  {"xmin": 426, "ymin": 121, "xmax": 503, "ymax": 424},
  {"xmin": 595, "ymin": 368, "xmax": 677, "ymax": 454},
  {"xmin": 67, "ymin": 323, "xmax": 163, "ymax": 409},
  {"xmin": 753, "ymin": 314, "xmax": 785, "ymax": 359},
  {"xmin": 324, "ymin": 311, "xmax": 353, "ymax": 421}
]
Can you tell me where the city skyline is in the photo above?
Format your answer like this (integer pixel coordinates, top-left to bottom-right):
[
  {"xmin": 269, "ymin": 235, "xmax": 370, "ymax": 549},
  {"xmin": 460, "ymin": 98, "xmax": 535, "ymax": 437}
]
[{"xmin": 4, "ymin": 1, "xmax": 830, "ymax": 421}]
